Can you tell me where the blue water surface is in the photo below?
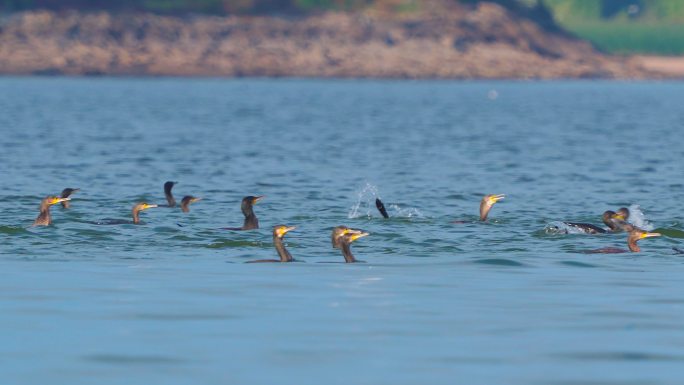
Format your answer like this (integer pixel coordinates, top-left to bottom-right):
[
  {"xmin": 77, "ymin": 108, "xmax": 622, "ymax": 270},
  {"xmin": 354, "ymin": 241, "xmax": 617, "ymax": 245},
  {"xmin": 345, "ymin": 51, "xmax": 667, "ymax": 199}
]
[{"xmin": 1, "ymin": 78, "xmax": 684, "ymax": 385}]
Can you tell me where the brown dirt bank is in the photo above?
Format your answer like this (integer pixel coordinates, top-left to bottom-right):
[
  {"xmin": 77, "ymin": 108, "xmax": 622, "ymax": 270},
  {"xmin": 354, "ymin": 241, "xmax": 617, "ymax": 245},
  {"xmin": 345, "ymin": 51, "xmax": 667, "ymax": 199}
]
[{"xmin": 0, "ymin": 2, "xmax": 668, "ymax": 79}]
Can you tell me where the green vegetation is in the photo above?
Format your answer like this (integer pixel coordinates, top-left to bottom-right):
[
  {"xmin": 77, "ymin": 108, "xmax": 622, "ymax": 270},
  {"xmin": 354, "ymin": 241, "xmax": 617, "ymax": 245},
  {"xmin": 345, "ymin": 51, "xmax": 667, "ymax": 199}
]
[{"xmin": 543, "ymin": 0, "xmax": 684, "ymax": 55}]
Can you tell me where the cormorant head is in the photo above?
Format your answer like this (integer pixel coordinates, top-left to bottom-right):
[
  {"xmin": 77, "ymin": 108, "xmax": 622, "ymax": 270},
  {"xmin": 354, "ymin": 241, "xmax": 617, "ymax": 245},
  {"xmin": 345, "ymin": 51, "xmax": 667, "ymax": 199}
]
[
  {"xmin": 341, "ymin": 231, "xmax": 369, "ymax": 245},
  {"xmin": 164, "ymin": 181, "xmax": 177, "ymax": 194},
  {"xmin": 134, "ymin": 202, "xmax": 158, "ymax": 211},
  {"xmin": 181, "ymin": 196, "xmax": 202, "ymax": 206},
  {"xmin": 60, "ymin": 188, "xmax": 79, "ymax": 198},
  {"xmin": 615, "ymin": 207, "xmax": 630, "ymax": 221},
  {"xmin": 273, "ymin": 225, "xmax": 296, "ymax": 239},
  {"xmin": 624, "ymin": 224, "xmax": 660, "ymax": 252},
  {"xmin": 242, "ymin": 195, "xmax": 263, "ymax": 208},
  {"xmin": 602, "ymin": 210, "xmax": 617, "ymax": 222},
  {"xmin": 331, "ymin": 226, "xmax": 363, "ymax": 248},
  {"xmin": 482, "ymin": 194, "xmax": 505, "ymax": 207}
]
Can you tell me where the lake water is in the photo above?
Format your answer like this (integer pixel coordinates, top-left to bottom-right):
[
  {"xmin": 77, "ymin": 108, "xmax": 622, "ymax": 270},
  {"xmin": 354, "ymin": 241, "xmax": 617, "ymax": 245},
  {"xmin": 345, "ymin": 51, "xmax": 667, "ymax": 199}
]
[{"xmin": 1, "ymin": 78, "xmax": 684, "ymax": 385}]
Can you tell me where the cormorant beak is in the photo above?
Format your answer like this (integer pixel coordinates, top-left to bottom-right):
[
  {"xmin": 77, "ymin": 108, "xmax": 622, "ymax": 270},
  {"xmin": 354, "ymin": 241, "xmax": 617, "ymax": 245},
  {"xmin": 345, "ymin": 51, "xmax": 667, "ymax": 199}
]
[
  {"xmin": 51, "ymin": 197, "xmax": 71, "ymax": 205},
  {"xmin": 276, "ymin": 226, "xmax": 296, "ymax": 237},
  {"xmin": 143, "ymin": 204, "xmax": 158, "ymax": 210},
  {"xmin": 350, "ymin": 232, "xmax": 369, "ymax": 242},
  {"xmin": 192, "ymin": 197, "xmax": 202, "ymax": 203},
  {"xmin": 640, "ymin": 232, "xmax": 661, "ymax": 239},
  {"xmin": 343, "ymin": 228, "xmax": 363, "ymax": 235},
  {"xmin": 613, "ymin": 213, "xmax": 626, "ymax": 220},
  {"xmin": 489, "ymin": 194, "xmax": 505, "ymax": 205},
  {"xmin": 252, "ymin": 196, "xmax": 264, "ymax": 204}
]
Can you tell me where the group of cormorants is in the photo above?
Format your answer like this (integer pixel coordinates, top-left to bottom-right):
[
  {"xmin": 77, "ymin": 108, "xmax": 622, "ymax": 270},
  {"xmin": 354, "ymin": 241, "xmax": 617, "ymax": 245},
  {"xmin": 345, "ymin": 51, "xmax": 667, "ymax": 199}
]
[{"xmin": 31, "ymin": 181, "xmax": 669, "ymax": 261}]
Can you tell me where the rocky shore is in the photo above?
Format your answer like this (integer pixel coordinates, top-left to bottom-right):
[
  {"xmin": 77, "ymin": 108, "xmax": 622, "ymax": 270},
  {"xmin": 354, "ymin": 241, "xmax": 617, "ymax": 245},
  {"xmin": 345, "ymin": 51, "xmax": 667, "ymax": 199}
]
[{"xmin": 0, "ymin": 2, "xmax": 670, "ymax": 79}]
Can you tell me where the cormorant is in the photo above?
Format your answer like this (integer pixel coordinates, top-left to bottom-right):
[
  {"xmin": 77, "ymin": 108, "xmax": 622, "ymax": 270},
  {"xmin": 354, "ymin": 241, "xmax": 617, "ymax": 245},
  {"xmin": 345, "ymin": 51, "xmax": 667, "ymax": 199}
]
[
  {"xmin": 247, "ymin": 225, "xmax": 296, "ymax": 263},
  {"xmin": 180, "ymin": 196, "xmax": 201, "ymax": 213},
  {"xmin": 338, "ymin": 230, "xmax": 369, "ymax": 263},
  {"xmin": 583, "ymin": 224, "xmax": 660, "ymax": 253},
  {"xmin": 32, "ymin": 196, "xmax": 70, "ymax": 226},
  {"xmin": 96, "ymin": 202, "xmax": 158, "ymax": 225},
  {"xmin": 223, "ymin": 196, "xmax": 263, "ymax": 230},
  {"xmin": 60, "ymin": 188, "xmax": 79, "ymax": 209},
  {"xmin": 331, "ymin": 226, "xmax": 363, "ymax": 249},
  {"xmin": 480, "ymin": 194, "xmax": 505, "ymax": 221}
]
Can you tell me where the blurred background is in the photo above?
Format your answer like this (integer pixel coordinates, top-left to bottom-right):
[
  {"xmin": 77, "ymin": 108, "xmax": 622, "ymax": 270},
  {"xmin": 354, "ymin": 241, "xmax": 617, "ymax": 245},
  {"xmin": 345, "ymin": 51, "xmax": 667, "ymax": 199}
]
[{"xmin": 0, "ymin": 0, "xmax": 682, "ymax": 78}]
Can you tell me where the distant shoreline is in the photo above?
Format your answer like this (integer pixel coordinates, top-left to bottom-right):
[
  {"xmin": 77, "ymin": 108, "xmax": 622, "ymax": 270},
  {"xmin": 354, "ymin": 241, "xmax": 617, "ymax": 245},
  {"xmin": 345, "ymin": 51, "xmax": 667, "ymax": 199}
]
[{"xmin": 0, "ymin": 6, "xmax": 680, "ymax": 79}]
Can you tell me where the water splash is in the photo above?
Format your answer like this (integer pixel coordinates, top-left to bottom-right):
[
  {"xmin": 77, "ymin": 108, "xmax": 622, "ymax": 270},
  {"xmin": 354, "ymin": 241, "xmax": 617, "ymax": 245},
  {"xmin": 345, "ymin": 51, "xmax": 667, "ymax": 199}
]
[
  {"xmin": 544, "ymin": 221, "xmax": 589, "ymax": 235},
  {"xmin": 347, "ymin": 183, "xmax": 423, "ymax": 219},
  {"xmin": 388, "ymin": 204, "xmax": 423, "ymax": 218},
  {"xmin": 627, "ymin": 204, "xmax": 654, "ymax": 231},
  {"xmin": 348, "ymin": 183, "xmax": 380, "ymax": 219}
]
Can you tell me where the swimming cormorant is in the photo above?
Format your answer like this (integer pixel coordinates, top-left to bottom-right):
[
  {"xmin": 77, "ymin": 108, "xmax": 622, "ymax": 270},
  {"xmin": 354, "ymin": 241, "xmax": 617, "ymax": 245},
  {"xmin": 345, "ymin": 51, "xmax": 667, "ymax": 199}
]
[
  {"xmin": 247, "ymin": 225, "xmax": 296, "ymax": 263},
  {"xmin": 583, "ymin": 224, "xmax": 660, "ymax": 253},
  {"xmin": 480, "ymin": 194, "xmax": 505, "ymax": 221},
  {"xmin": 564, "ymin": 211, "xmax": 620, "ymax": 234},
  {"xmin": 32, "ymin": 196, "xmax": 71, "ymax": 226},
  {"xmin": 60, "ymin": 188, "xmax": 79, "ymax": 209},
  {"xmin": 180, "ymin": 196, "xmax": 201, "ymax": 213},
  {"xmin": 338, "ymin": 230, "xmax": 369, "ymax": 263},
  {"xmin": 96, "ymin": 202, "xmax": 158, "ymax": 225},
  {"xmin": 223, "ymin": 196, "xmax": 263, "ymax": 230},
  {"xmin": 331, "ymin": 226, "xmax": 363, "ymax": 249}
]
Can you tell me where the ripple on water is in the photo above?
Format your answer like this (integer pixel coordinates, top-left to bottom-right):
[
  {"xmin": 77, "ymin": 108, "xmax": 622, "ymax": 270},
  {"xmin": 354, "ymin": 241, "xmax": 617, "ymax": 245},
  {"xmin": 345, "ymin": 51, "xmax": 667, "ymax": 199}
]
[
  {"xmin": 559, "ymin": 260, "xmax": 600, "ymax": 268},
  {"xmin": 554, "ymin": 351, "xmax": 684, "ymax": 362},
  {"xmin": 83, "ymin": 354, "xmax": 186, "ymax": 365},
  {"xmin": 472, "ymin": 258, "xmax": 526, "ymax": 267}
]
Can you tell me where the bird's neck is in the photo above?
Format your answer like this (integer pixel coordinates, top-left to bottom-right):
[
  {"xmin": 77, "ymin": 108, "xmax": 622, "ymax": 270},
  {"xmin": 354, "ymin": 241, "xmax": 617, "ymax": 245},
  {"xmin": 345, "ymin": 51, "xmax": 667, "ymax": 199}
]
[
  {"xmin": 61, "ymin": 200, "xmax": 70, "ymax": 209},
  {"xmin": 340, "ymin": 242, "xmax": 357, "ymax": 263},
  {"xmin": 479, "ymin": 202, "xmax": 491, "ymax": 221},
  {"xmin": 628, "ymin": 238, "xmax": 640, "ymax": 252},
  {"xmin": 242, "ymin": 205, "xmax": 254, "ymax": 217},
  {"xmin": 165, "ymin": 192, "xmax": 176, "ymax": 207},
  {"xmin": 274, "ymin": 236, "xmax": 293, "ymax": 262},
  {"xmin": 132, "ymin": 208, "xmax": 140, "ymax": 224},
  {"xmin": 243, "ymin": 212, "xmax": 258, "ymax": 229},
  {"xmin": 38, "ymin": 203, "xmax": 52, "ymax": 224},
  {"xmin": 181, "ymin": 202, "xmax": 190, "ymax": 213}
]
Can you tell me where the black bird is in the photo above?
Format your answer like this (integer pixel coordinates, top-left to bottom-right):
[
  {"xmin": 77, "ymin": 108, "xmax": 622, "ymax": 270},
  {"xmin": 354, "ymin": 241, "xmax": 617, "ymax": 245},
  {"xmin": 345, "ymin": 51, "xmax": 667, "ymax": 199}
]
[
  {"xmin": 161, "ymin": 181, "xmax": 178, "ymax": 207},
  {"xmin": 60, "ymin": 188, "xmax": 79, "ymax": 209},
  {"xmin": 180, "ymin": 196, "xmax": 202, "ymax": 213},
  {"xmin": 564, "ymin": 209, "xmax": 630, "ymax": 234},
  {"xmin": 247, "ymin": 225, "xmax": 296, "ymax": 263},
  {"xmin": 223, "ymin": 196, "xmax": 263, "ymax": 230}
]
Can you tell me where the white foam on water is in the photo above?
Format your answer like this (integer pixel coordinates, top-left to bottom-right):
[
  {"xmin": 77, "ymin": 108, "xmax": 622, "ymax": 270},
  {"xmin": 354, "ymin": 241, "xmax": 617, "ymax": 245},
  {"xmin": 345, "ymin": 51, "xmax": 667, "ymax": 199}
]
[
  {"xmin": 388, "ymin": 204, "xmax": 424, "ymax": 218},
  {"xmin": 544, "ymin": 221, "xmax": 589, "ymax": 235},
  {"xmin": 348, "ymin": 182, "xmax": 379, "ymax": 219},
  {"xmin": 348, "ymin": 183, "xmax": 424, "ymax": 219},
  {"xmin": 627, "ymin": 204, "xmax": 654, "ymax": 231}
]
